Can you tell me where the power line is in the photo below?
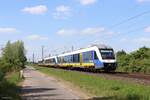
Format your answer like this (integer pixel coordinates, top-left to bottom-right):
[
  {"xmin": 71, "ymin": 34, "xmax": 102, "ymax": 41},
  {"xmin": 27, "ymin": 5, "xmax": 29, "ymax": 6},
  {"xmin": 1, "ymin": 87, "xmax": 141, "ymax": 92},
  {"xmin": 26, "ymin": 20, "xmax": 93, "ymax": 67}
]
[
  {"xmin": 73, "ymin": 10, "xmax": 150, "ymax": 46},
  {"xmin": 42, "ymin": 9, "xmax": 150, "ymax": 57},
  {"xmin": 124, "ymin": 25, "xmax": 147, "ymax": 34},
  {"xmin": 109, "ymin": 9, "xmax": 150, "ymax": 29}
]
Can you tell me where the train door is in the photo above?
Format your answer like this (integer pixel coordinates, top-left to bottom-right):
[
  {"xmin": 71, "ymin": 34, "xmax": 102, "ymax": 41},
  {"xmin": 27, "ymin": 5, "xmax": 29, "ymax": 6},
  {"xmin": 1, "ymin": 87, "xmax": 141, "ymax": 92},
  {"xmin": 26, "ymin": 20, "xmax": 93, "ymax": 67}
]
[
  {"xmin": 93, "ymin": 51, "xmax": 103, "ymax": 69},
  {"xmin": 80, "ymin": 53, "xmax": 82, "ymax": 65}
]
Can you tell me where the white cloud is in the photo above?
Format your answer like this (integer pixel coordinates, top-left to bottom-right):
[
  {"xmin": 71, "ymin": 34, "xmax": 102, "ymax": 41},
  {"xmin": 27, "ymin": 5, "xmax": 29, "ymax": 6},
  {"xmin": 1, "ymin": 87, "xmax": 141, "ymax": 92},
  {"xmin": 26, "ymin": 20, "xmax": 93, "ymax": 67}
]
[
  {"xmin": 56, "ymin": 27, "xmax": 113, "ymax": 36},
  {"xmin": 53, "ymin": 5, "xmax": 71, "ymax": 19},
  {"xmin": 81, "ymin": 27, "xmax": 105, "ymax": 35},
  {"xmin": 56, "ymin": 5, "xmax": 70, "ymax": 12},
  {"xmin": 144, "ymin": 26, "xmax": 150, "ymax": 32},
  {"xmin": 22, "ymin": 5, "xmax": 48, "ymax": 15},
  {"xmin": 56, "ymin": 29, "xmax": 76, "ymax": 35},
  {"xmin": 137, "ymin": 0, "xmax": 150, "ymax": 3},
  {"xmin": 79, "ymin": 0, "xmax": 97, "ymax": 5},
  {"xmin": 105, "ymin": 31, "xmax": 115, "ymax": 35},
  {"xmin": 120, "ymin": 37, "xmax": 150, "ymax": 45},
  {"xmin": 27, "ymin": 34, "xmax": 48, "ymax": 40},
  {"xmin": 134, "ymin": 37, "xmax": 150, "ymax": 44},
  {"xmin": 0, "ymin": 27, "xmax": 18, "ymax": 34},
  {"xmin": 131, "ymin": 37, "xmax": 150, "ymax": 49}
]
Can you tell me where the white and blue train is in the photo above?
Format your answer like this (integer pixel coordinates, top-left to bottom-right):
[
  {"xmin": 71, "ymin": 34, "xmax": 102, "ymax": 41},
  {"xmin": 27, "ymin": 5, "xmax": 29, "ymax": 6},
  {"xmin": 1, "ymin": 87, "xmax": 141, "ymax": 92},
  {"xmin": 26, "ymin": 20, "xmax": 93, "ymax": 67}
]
[{"xmin": 38, "ymin": 44, "xmax": 117, "ymax": 71}]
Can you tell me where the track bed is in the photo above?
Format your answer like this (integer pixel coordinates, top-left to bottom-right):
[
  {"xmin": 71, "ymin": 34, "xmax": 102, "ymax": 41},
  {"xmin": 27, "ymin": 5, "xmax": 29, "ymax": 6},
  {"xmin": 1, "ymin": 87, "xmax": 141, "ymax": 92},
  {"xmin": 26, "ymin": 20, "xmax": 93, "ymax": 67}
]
[{"xmin": 39, "ymin": 65, "xmax": 150, "ymax": 85}]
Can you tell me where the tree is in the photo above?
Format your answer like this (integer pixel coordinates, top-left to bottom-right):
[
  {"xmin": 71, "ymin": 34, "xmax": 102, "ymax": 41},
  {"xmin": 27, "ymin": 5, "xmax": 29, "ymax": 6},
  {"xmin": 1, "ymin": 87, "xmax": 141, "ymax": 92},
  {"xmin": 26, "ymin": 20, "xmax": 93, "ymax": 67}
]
[
  {"xmin": 116, "ymin": 47, "xmax": 150, "ymax": 73},
  {"xmin": 1, "ymin": 40, "xmax": 27, "ymax": 71},
  {"xmin": 116, "ymin": 49, "xmax": 126, "ymax": 56},
  {"xmin": 15, "ymin": 41, "xmax": 27, "ymax": 67},
  {"xmin": 116, "ymin": 50, "xmax": 130, "ymax": 71},
  {"xmin": 131, "ymin": 46, "xmax": 150, "ymax": 60}
]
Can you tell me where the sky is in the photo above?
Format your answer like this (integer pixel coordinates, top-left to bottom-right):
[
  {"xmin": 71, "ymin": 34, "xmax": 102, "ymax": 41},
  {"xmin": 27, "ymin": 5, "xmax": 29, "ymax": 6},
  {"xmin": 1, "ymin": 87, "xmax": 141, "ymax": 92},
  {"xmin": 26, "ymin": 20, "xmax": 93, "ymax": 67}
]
[{"xmin": 0, "ymin": 0, "xmax": 150, "ymax": 61}]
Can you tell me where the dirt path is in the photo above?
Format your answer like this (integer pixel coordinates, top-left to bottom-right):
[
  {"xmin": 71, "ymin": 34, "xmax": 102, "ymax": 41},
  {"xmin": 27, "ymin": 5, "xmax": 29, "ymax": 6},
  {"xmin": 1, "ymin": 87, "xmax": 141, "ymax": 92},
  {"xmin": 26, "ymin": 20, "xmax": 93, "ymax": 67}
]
[{"xmin": 21, "ymin": 66, "xmax": 84, "ymax": 100}]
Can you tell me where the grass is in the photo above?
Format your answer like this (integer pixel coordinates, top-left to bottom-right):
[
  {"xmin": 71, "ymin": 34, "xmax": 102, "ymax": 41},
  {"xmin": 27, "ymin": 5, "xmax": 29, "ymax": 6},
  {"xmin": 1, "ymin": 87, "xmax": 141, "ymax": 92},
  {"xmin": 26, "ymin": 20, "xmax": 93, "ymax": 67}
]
[
  {"xmin": 34, "ymin": 65, "xmax": 150, "ymax": 100},
  {"xmin": 0, "ymin": 71, "xmax": 22, "ymax": 100}
]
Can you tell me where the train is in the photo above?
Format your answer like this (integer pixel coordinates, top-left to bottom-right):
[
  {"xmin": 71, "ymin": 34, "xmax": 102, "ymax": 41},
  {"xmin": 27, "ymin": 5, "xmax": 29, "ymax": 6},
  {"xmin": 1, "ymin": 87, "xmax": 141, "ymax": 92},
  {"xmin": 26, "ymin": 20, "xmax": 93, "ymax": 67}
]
[{"xmin": 38, "ymin": 44, "xmax": 117, "ymax": 72}]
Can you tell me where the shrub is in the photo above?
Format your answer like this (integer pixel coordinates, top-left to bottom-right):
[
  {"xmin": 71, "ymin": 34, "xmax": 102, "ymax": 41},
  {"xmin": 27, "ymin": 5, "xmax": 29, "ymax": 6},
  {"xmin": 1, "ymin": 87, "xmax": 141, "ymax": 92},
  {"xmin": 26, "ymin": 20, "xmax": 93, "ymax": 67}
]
[{"xmin": 116, "ymin": 47, "xmax": 150, "ymax": 73}]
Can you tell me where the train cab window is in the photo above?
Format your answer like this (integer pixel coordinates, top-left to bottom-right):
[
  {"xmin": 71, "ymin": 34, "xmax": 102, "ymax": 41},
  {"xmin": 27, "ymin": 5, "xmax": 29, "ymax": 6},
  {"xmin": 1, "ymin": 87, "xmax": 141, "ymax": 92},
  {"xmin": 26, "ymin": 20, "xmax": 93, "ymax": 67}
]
[
  {"xmin": 94, "ymin": 51, "xmax": 98, "ymax": 59},
  {"xmin": 100, "ymin": 49, "xmax": 115, "ymax": 59}
]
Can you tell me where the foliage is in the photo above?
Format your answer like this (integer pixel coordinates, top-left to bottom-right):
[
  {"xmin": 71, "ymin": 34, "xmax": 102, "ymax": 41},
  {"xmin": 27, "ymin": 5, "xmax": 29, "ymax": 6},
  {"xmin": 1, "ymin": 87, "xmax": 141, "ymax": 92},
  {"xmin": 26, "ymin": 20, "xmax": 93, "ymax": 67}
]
[
  {"xmin": 116, "ymin": 47, "xmax": 150, "ymax": 73},
  {"xmin": 0, "ymin": 40, "xmax": 26, "ymax": 72},
  {"xmin": 0, "ymin": 71, "xmax": 21, "ymax": 100},
  {"xmin": 0, "ymin": 40, "xmax": 26, "ymax": 99}
]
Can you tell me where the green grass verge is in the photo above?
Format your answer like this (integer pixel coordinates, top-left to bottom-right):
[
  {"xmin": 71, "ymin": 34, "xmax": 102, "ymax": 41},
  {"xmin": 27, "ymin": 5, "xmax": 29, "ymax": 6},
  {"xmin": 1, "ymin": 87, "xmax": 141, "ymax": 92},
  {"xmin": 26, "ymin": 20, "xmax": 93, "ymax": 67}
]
[
  {"xmin": 0, "ymin": 71, "xmax": 22, "ymax": 100},
  {"xmin": 35, "ymin": 66, "xmax": 150, "ymax": 100}
]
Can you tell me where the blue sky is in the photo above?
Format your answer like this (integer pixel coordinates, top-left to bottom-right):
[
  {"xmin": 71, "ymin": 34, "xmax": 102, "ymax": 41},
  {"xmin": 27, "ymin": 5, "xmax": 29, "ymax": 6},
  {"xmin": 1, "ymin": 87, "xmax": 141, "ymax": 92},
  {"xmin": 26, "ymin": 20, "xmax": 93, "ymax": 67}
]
[{"xmin": 0, "ymin": 0, "xmax": 150, "ymax": 61}]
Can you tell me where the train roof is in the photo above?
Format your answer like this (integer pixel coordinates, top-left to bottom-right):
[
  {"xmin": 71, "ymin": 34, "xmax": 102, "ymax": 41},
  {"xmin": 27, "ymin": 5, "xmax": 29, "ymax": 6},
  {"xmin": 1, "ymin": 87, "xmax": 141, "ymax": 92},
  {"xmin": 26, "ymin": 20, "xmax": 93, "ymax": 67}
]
[
  {"xmin": 89, "ymin": 44, "xmax": 112, "ymax": 49},
  {"xmin": 38, "ymin": 59, "xmax": 43, "ymax": 61},
  {"xmin": 58, "ymin": 45, "xmax": 113, "ymax": 57},
  {"xmin": 44, "ymin": 56, "xmax": 56, "ymax": 60},
  {"xmin": 43, "ymin": 44, "xmax": 113, "ymax": 59}
]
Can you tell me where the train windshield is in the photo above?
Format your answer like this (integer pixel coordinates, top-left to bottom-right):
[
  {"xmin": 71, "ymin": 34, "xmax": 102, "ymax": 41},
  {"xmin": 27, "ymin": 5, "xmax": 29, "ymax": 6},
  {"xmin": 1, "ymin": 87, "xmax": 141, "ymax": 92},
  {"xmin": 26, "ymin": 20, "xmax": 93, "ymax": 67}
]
[{"xmin": 99, "ymin": 49, "xmax": 115, "ymax": 59}]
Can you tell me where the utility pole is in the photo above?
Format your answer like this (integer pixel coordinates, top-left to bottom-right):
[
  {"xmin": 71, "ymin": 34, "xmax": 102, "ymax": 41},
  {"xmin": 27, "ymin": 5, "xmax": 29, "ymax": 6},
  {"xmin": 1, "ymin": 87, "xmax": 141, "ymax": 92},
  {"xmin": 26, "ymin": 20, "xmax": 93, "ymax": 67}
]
[
  {"xmin": 32, "ymin": 53, "xmax": 35, "ymax": 64},
  {"xmin": 42, "ymin": 45, "xmax": 44, "ymax": 61},
  {"xmin": 72, "ymin": 46, "xmax": 74, "ymax": 51}
]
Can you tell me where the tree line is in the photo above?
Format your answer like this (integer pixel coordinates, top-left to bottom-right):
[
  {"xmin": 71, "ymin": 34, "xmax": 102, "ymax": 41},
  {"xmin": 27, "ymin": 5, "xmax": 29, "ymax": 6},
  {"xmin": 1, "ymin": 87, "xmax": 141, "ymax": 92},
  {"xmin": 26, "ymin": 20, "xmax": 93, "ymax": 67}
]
[
  {"xmin": 116, "ymin": 46, "xmax": 150, "ymax": 73},
  {"xmin": 0, "ymin": 40, "xmax": 27, "ymax": 80}
]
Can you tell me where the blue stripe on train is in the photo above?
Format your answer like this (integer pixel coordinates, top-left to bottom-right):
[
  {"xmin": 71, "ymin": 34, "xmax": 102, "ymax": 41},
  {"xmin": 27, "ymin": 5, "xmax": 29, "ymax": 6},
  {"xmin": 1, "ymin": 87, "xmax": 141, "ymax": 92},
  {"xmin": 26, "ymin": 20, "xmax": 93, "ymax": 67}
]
[
  {"xmin": 82, "ymin": 51, "xmax": 104, "ymax": 68},
  {"xmin": 93, "ymin": 60, "xmax": 103, "ymax": 68},
  {"xmin": 92, "ymin": 51, "xmax": 104, "ymax": 68}
]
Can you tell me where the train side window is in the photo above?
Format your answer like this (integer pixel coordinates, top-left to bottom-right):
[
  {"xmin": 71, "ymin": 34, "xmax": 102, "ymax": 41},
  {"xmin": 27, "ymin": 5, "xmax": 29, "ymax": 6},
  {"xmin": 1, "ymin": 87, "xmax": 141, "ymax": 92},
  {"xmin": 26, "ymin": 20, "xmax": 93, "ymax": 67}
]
[
  {"xmin": 82, "ymin": 51, "xmax": 92, "ymax": 62},
  {"xmin": 68, "ymin": 55, "xmax": 73, "ymax": 63},
  {"xmin": 63, "ymin": 56, "xmax": 72, "ymax": 63},
  {"xmin": 58, "ymin": 57, "xmax": 61, "ymax": 63},
  {"xmin": 52, "ymin": 58, "xmax": 55, "ymax": 63},
  {"xmin": 94, "ymin": 51, "xmax": 98, "ymax": 59},
  {"xmin": 61, "ymin": 57, "xmax": 64, "ymax": 63},
  {"xmin": 73, "ymin": 54, "xmax": 79, "ymax": 63},
  {"xmin": 64, "ymin": 56, "xmax": 68, "ymax": 63},
  {"xmin": 70, "ymin": 55, "xmax": 73, "ymax": 63}
]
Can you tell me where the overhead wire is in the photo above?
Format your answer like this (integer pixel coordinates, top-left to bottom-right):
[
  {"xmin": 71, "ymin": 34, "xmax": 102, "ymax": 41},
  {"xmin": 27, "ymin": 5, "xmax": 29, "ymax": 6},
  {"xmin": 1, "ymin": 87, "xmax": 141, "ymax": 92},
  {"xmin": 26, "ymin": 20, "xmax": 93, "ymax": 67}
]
[
  {"xmin": 109, "ymin": 9, "xmax": 150, "ymax": 29},
  {"xmin": 47, "ymin": 9, "xmax": 150, "ymax": 56},
  {"xmin": 75, "ymin": 9, "xmax": 150, "ymax": 46}
]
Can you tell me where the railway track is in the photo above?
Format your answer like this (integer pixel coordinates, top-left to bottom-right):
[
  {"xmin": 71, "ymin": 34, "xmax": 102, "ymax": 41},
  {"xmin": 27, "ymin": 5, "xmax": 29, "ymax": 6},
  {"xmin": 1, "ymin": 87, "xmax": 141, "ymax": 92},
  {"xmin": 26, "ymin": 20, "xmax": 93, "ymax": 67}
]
[
  {"xmin": 38, "ymin": 65, "xmax": 150, "ymax": 85},
  {"xmin": 101, "ymin": 72, "xmax": 150, "ymax": 85},
  {"xmin": 54, "ymin": 67, "xmax": 150, "ymax": 85},
  {"xmin": 107, "ymin": 72, "xmax": 150, "ymax": 80}
]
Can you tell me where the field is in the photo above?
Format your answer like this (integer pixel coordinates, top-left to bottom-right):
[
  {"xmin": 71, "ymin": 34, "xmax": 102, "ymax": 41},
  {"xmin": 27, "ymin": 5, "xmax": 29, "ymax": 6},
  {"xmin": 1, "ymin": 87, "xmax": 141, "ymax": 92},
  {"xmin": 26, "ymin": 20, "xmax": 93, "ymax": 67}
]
[
  {"xmin": 0, "ymin": 71, "xmax": 22, "ymax": 100},
  {"xmin": 34, "ymin": 65, "xmax": 150, "ymax": 100}
]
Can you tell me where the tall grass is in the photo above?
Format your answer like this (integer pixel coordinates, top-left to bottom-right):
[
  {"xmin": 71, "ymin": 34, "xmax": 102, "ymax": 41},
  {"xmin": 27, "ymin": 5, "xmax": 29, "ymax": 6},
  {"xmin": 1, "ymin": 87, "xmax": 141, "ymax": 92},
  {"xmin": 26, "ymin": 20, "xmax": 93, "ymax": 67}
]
[
  {"xmin": 35, "ymin": 66, "xmax": 150, "ymax": 100},
  {"xmin": 0, "ymin": 71, "xmax": 22, "ymax": 100}
]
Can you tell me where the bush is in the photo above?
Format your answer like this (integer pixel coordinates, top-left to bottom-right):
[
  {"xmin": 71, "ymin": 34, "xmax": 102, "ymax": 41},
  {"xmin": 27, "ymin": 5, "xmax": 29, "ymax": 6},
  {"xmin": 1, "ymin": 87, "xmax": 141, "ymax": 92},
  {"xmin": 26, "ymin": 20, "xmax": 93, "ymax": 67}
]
[
  {"xmin": 116, "ymin": 47, "xmax": 150, "ymax": 73},
  {"xmin": 0, "ymin": 40, "xmax": 27, "ymax": 72},
  {"xmin": 0, "ymin": 71, "xmax": 4, "ymax": 81},
  {"xmin": 0, "ymin": 40, "xmax": 26, "ymax": 99}
]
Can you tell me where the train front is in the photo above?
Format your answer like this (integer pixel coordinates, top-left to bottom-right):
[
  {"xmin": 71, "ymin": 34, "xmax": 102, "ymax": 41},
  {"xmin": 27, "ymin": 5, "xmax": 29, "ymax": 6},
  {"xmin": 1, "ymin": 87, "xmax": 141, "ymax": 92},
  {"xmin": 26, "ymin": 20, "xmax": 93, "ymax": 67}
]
[
  {"xmin": 93, "ymin": 44, "xmax": 117, "ymax": 71},
  {"xmin": 99, "ymin": 48, "xmax": 117, "ymax": 71}
]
